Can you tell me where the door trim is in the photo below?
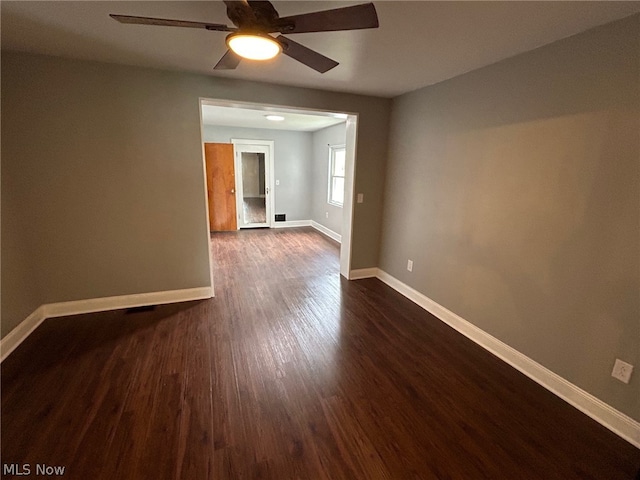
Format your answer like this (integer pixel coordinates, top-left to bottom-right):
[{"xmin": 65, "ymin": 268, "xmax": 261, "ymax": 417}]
[
  {"xmin": 340, "ymin": 117, "xmax": 357, "ymax": 278},
  {"xmin": 198, "ymin": 105, "xmax": 215, "ymax": 293},
  {"xmin": 232, "ymin": 139, "xmax": 275, "ymax": 228}
]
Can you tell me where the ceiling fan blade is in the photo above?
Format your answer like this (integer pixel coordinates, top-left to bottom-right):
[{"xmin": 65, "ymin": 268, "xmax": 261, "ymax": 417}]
[
  {"xmin": 276, "ymin": 3, "xmax": 378, "ymax": 34},
  {"xmin": 214, "ymin": 50, "xmax": 242, "ymax": 70},
  {"xmin": 276, "ymin": 36, "xmax": 338, "ymax": 74},
  {"xmin": 110, "ymin": 14, "xmax": 233, "ymax": 32}
]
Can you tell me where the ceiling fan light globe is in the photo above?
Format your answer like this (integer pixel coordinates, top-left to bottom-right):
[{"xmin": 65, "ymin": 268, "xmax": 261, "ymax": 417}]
[{"xmin": 227, "ymin": 33, "xmax": 281, "ymax": 61}]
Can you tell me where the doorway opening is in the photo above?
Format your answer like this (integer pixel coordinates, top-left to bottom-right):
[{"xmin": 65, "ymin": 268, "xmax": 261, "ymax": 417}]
[{"xmin": 199, "ymin": 98, "xmax": 358, "ymax": 281}]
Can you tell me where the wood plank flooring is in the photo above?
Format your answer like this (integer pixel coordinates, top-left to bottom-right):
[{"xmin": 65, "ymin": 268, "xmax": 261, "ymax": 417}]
[{"xmin": 2, "ymin": 227, "xmax": 639, "ymax": 479}]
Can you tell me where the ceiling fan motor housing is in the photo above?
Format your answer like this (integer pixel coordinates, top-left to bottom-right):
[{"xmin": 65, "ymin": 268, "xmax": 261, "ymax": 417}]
[{"xmin": 227, "ymin": 1, "xmax": 283, "ymax": 32}]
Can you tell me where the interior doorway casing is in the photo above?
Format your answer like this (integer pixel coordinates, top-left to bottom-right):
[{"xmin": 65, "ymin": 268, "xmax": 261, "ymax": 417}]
[
  {"xmin": 232, "ymin": 139, "xmax": 275, "ymax": 229},
  {"xmin": 199, "ymin": 98, "xmax": 358, "ymax": 281}
]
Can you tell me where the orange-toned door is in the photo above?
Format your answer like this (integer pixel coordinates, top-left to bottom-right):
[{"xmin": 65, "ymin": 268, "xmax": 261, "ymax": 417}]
[{"xmin": 205, "ymin": 143, "xmax": 237, "ymax": 231}]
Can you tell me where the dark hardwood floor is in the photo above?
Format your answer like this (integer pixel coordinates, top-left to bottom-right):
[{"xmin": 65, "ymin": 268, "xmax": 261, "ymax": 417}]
[{"xmin": 2, "ymin": 227, "xmax": 639, "ymax": 479}]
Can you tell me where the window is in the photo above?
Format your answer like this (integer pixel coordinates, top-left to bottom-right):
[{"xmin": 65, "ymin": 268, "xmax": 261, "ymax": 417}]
[{"xmin": 328, "ymin": 145, "xmax": 346, "ymax": 207}]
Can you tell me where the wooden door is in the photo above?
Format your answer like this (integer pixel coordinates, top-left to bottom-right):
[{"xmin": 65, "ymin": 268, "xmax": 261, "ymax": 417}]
[{"xmin": 205, "ymin": 143, "xmax": 237, "ymax": 231}]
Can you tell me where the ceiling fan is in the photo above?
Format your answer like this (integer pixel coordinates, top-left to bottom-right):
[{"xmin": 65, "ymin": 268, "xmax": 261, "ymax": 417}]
[{"xmin": 110, "ymin": 1, "xmax": 379, "ymax": 73}]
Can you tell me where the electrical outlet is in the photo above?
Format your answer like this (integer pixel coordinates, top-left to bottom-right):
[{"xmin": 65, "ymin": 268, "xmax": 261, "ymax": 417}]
[
  {"xmin": 276, "ymin": 179, "xmax": 280, "ymax": 186},
  {"xmin": 357, "ymin": 193, "xmax": 364, "ymax": 203},
  {"xmin": 325, "ymin": 212, "xmax": 329, "ymax": 218},
  {"xmin": 407, "ymin": 259, "xmax": 413, "ymax": 272},
  {"xmin": 611, "ymin": 359, "xmax": 633, "ymax": 384}
]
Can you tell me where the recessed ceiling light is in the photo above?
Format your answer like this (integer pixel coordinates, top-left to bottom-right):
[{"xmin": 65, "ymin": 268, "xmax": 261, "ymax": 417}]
[
  {"xmin": 265, "ymin": 115, "xmax": 285, "ymax": 121},
  {"xmin": 226, "ymin": 33, "xmax": 281, "ymax": 61}
]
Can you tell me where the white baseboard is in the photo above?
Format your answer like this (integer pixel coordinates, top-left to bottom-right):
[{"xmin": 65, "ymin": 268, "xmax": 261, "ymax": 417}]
[
  {"xmin": 0, "ymin": 286, "xmax": 213, "ymax": 363},
  {"xmin": 273, "ymin": 220, "xmax": 311, "ymax": 228},
  {"xmin": 349, "ymin": 268, "xmax": 378, "ymax": 280},
  {"xmin": 0, "ymin": 306, "xmax": 47, "ymax": 363},
  {"xmin": 310, "ymin": 221, "xmax": 342, "ymax": 243},
  {"xmin": 375, "ymin": 269, "xmax": 640, "ymax": 449}
]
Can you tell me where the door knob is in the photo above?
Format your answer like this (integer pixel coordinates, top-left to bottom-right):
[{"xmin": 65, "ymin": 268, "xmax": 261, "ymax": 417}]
[{"xmin": 231, "ymin": 189, "xmax": 235, "ymax": 193}]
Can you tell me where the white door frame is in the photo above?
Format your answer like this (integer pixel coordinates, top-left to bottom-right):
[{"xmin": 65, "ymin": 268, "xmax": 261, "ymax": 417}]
[
  {"xmin": 340, "ymin": 116, "xmax": 357, "ymax": 278},
  {"xmin": 198, "ymin": 104, "xmax": 215, "ymax": 294},
  {"xmin": 232, "ymin": 139, "xmax": 275, "ymax": 228},
  {"xmin": 199, "ymin": 98, "xmax": 358, "ymax": 280}
]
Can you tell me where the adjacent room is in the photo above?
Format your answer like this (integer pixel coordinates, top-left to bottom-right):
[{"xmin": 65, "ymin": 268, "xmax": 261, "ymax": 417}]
[
  {"xmin": 200, "ymin": 102, "xmax": 348, "ymax": 239},
  {"xmin": 2, "ymin": 1, "xmax": 639, "ymax": 478}
]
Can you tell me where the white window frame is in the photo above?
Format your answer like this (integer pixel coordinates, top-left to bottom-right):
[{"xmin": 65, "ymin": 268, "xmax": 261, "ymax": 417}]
[{"xmin": 328, "ymin": 144, "xmax": 346, "ymax": 207}]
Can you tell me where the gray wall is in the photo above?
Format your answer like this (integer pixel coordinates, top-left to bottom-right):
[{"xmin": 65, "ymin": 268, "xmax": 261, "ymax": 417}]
[
  {"xmin": 1, "ymin": 165, "xmax": 41, "ymax": 337},
  {"xmin": 202, "ymin": 125, "xmax": 313, "ymax": 221},
  {"xmin": 2, "ymin": 52, "xmax": 214, "ymax": 336},
  {"xmin": 311, "ymin": 123, "xmax": 347, "ymax": 235},
  {"xmin": 1, "ymin": 51, "xmax": 391, "ymax": 337},
  {"xmin": 380, "ymin": 15, "xmax": 639, "ymax": 420}
]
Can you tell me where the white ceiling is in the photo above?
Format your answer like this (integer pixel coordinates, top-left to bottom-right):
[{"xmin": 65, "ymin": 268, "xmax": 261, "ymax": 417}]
[
  {"xmin": 201, "ymin": 104, "xmax": 347, "ymax": 131},
  {"xmin": 2, "ymin": 1, "xmax": 639, "ymax": 98}
]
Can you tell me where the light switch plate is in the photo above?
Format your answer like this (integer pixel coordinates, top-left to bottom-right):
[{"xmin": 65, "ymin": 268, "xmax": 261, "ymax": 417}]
[{"xmin": 357, "ymin": 193, "xmax": 364, "ymax": 203}]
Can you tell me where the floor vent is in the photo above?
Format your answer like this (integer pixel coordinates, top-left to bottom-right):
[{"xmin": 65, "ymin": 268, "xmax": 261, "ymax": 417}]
[{"xmin": 125, "ymin": 305, "xmax": 156, "ymax": 314}]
